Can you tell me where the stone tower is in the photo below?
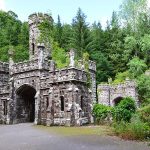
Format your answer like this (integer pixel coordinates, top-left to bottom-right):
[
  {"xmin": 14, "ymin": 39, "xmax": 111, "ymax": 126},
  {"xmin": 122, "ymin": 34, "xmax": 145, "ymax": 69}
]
[{"xmin": 28, "ymin": 13, "xmax": 52, "ymax": 60}]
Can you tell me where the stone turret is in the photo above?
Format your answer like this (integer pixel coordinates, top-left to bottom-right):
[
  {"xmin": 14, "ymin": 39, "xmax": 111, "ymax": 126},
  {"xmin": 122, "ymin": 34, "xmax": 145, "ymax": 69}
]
[{"xmin": 28, "ymin": 13, "xmax": 53, "ymax": 60}]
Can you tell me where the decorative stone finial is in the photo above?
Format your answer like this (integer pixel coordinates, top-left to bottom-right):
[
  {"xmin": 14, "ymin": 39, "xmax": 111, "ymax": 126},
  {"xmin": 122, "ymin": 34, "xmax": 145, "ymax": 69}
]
[
  {"xmin": 69, "ymin": 49, "xmax": 75, "ymax": 67},
  {"xmin": 8, "ymin": 49, "xmax": 14, "ymax": 58}
]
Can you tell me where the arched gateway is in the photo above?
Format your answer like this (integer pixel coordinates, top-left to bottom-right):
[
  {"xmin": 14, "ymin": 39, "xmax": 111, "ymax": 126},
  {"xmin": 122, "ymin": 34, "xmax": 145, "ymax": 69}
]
[{"xmin": 15, "ymin": 84, "xmax": 36, "ymax": 123}]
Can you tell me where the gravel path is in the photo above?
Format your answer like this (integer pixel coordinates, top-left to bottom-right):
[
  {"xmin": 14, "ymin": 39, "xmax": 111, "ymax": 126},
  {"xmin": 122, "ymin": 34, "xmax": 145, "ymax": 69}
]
[{"xmin": 0, "ymin": 123, "xmax": 149, "ymax": 150}]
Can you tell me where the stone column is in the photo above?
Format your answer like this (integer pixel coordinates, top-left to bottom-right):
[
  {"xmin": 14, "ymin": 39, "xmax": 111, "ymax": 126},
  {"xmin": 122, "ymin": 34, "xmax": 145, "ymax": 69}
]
[
  {"xmin": 7, "ymin": 49, "xmax": 15, "ymax": 124},
  {"xmin": 46, "ymin": 85, "xmax": 54, "ymax": 126},
  {"xmin": 34, "ymin": 91, "xmax": 41, "ymax": 125}
]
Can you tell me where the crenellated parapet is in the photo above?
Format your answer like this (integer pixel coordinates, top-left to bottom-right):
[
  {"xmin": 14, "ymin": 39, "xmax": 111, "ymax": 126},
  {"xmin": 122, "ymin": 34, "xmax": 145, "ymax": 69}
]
[
  {"xmin": 50, "ymin": 68, "xmax": 87, "ymax": 83},
  {"xmin": 11, "ymin": 60, "xmax": 39, "ymax": 74},
  {"xmin": 11, "ymin": 59, "xmax": 51, "ymax": 74},
  {"xmin": 28, "ymin": 13, "xmax": 53, "ymax": 26}
]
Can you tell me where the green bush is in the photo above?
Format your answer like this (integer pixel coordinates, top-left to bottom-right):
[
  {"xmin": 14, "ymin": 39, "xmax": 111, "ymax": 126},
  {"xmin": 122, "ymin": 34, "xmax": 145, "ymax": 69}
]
[
  {"xmin": 113, "ymin": 114, "xmax": 150, "ymax": 140},
  {"xmin": 136, "ymin": 74, "xmax": 150, "ymax": 106},
  {"xmin": 92, "ymin": 104, "xmax": 112, "ymax": 124},
  {"xmin": 113, "ymin": 71, "xmax": 131, "ymax": 84},
  {"xmin": 112, "ymin": 97, "xmax": 136, "ymax": 122},
  {"xmin": 138, "ymin": 104, "xmax": 150, "ymax": 125}
]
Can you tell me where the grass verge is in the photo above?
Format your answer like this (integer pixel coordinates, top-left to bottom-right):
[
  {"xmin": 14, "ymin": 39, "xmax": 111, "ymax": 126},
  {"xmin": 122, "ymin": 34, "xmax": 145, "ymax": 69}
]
[{"xmin": 34, "ymin": 125, "xmax": 114, "ymax": 136}]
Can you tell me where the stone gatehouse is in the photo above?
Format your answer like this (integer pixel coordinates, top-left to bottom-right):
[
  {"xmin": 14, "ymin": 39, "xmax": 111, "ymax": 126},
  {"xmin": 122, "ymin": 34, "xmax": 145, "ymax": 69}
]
[{"xmin": 0, "ymin": 13, "xmax": 96, "ymax": 126}]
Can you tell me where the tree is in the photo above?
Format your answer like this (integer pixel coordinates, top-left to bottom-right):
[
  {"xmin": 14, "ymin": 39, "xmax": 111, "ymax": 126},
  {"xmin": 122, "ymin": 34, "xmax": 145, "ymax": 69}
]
[
  {"xmin": 18, "ymin": 22, "xmax": 29, "ymax": 48},
  {"xmin": 120, "ymin": 0, "xmax": 148, "ymax": 31},
  {"xmin": 54, "ymin": 15, "xmax": 63, "ymax": 47},
  {"xmin": 127, "ymin": 56, "xmax": 147, "ymax": 78},
  {"xmin": 71, "ymin": 8, "xmax": 92, "ymax": 58},
  {"xmin": 103, "ymin": 11, "xmax": 127, "ymax": 77},
  {"xmin": 140, "ymin": 34, "xmax": 150, "ymax": 66},
  {"xmin": 90, "ymin": 21, "xmax": 104, "ymax": 52},
  {"xmin": 112, "ymin": 97, "xmax": 136, "ymax": 122},
  {"xmin": 90, "ymin": 51, "xmax": 113, "ymax": 83},
  {"xmin": 136, "ymin": 74, "xmax": 150, "ymax": 105},
  {"xmin": 61, "ymin": 24, "xmax": 73, "ymax": 51}
]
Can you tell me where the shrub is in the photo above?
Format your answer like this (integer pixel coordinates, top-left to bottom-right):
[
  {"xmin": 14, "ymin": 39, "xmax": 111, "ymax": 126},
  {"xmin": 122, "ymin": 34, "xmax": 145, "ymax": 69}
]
[
  {"xmin": 112, "ymin": 97, "xmax": 136, "ymax": 122},
  {"xmin": 92, "ymin": 104, "xmax": 112, "ymax": 124},
  {"xmin": 113, "ymin": 71, "xmax": 131, "ymax": 84},
  {"xmin": 136, "ymin": 74, "xmax": 150, "ymax": 106},
  {"xmin": 113, "ymin": 114, "xmax": 150, "ymax": 140},
  {"xmin": 137, "ymin": 104, "xmax": 150, "ymax": 125}
]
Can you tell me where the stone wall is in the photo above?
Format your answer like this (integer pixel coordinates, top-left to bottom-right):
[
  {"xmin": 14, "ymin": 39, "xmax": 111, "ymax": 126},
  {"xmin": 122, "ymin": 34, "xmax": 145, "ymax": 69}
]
[
  {"xmin": 97, "ymin": 79, "xmax": 139, "ymax": 107},
  {"xmin": 0, "ymin": 62, "xmax": 9, "ymax": 85}
]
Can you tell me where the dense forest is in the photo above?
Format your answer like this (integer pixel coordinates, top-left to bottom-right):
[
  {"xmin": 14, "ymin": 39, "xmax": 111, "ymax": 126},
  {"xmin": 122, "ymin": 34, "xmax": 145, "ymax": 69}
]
[{"xmin": 0, "ymin": 0, "xmax": 150, "ymax": 105}]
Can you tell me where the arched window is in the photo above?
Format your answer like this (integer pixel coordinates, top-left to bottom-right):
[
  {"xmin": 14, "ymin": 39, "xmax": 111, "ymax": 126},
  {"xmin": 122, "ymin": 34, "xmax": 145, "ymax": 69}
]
[
  {"xmin": 60, "ymin": 96, "xmax": 64, "ymax": 111},
  {"xmin": 32, "ymin": 43, "xmax": 35, "ymax": 55},
  {"xmin": 3, "ymin": 100, "xmax": 7, "ymax": 115},
  {"xmin": 81, "ymin": 96, "xmax": 84, "ymax": 110},
  {"xmin": 46, "ymin": 97, "xmax": 49, "ymax": 109}
]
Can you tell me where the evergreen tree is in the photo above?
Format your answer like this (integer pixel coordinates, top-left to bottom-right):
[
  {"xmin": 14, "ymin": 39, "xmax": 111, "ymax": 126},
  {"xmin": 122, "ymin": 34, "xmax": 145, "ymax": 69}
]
[
  {"xmin": 71, "ymin": 8, "xmax": 92, "ymax": 58},
  {"xmin": 54, "ymin": 15, "xmax": 63, "ymax": 47}
]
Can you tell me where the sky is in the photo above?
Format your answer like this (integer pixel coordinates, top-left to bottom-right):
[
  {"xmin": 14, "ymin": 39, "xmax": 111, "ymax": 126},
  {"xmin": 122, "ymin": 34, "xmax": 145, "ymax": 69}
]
[{"xmin": 0, "ymin": 0, "xmax": 149, "ymax": 28}]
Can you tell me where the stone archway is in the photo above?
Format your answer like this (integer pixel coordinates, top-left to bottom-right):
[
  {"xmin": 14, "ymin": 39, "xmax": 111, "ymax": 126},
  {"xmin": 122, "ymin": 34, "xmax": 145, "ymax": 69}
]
[
  {"xmin": 113, "ymin": 97, "xmax": 123, "ymax": 106},
  {"xmin": 15, "ymin": 84, "xmax": 36, "ymax": 123}
]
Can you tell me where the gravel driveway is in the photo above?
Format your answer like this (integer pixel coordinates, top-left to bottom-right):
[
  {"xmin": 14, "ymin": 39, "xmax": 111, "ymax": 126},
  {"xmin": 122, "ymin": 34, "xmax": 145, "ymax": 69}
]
[{"xmin": 0, "ymin": 123, "xmax": 149, "ymax": 150}]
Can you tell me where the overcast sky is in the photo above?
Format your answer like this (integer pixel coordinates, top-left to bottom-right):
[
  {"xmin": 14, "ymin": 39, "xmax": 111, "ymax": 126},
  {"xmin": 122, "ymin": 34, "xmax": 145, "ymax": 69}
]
[{"xmin": 0, "ymin": 0, "xmax": 150, "ymax": 28}]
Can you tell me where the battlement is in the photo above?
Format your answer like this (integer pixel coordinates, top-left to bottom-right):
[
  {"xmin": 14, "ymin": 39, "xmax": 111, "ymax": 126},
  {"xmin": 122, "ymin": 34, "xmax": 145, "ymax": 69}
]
[
  {"xmin": 50, "ymin": 67, "xmax": 87, "ymax": 83},
  {"xmin": 0, "ymin": 62, "xmax": 9, "ymax": 73},
  {"xmin": 98, "ymin": 79, "xmax": 136, "ymax": 90},
  {"xmin": 28, "ymin": 13, "xmax": 53, "ymax": 26},
  {"xmin": 12, "ymin": 60, "xmax": 49, "ymax": 74}
]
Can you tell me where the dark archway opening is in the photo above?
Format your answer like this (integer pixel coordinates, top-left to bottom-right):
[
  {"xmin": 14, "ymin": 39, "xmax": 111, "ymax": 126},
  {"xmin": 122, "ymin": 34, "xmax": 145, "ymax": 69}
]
[
  {"xmin": 16, "ymin": 85, "xmax": 36, "ymax": 123},
  {"xmin": 113, "ymin": 97, "xmax": 123, "ymax": 106}
]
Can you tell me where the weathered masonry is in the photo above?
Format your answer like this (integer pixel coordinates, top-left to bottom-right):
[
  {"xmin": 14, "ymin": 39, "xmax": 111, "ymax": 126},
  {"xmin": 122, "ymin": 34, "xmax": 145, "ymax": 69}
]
[
  {"xmin": 97, "ymin": 79, "xmax": 139, "ymax": 107},
  {"xmin": 0, "ymin": 13, "xmax": 96, "ymax": 126}
]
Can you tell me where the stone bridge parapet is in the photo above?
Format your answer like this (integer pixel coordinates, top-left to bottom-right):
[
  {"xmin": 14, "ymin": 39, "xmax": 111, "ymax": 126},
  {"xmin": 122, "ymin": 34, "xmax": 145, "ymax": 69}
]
[{"xmin": 98, "ymin": 79, "xmax": 139, "ymax": 106}]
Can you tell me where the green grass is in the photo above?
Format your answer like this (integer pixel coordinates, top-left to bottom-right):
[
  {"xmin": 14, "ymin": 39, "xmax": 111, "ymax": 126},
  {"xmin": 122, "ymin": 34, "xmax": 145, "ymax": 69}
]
[{"xmin": 34, "ymin": 125, "xmax": 114, "ymax": 136}]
